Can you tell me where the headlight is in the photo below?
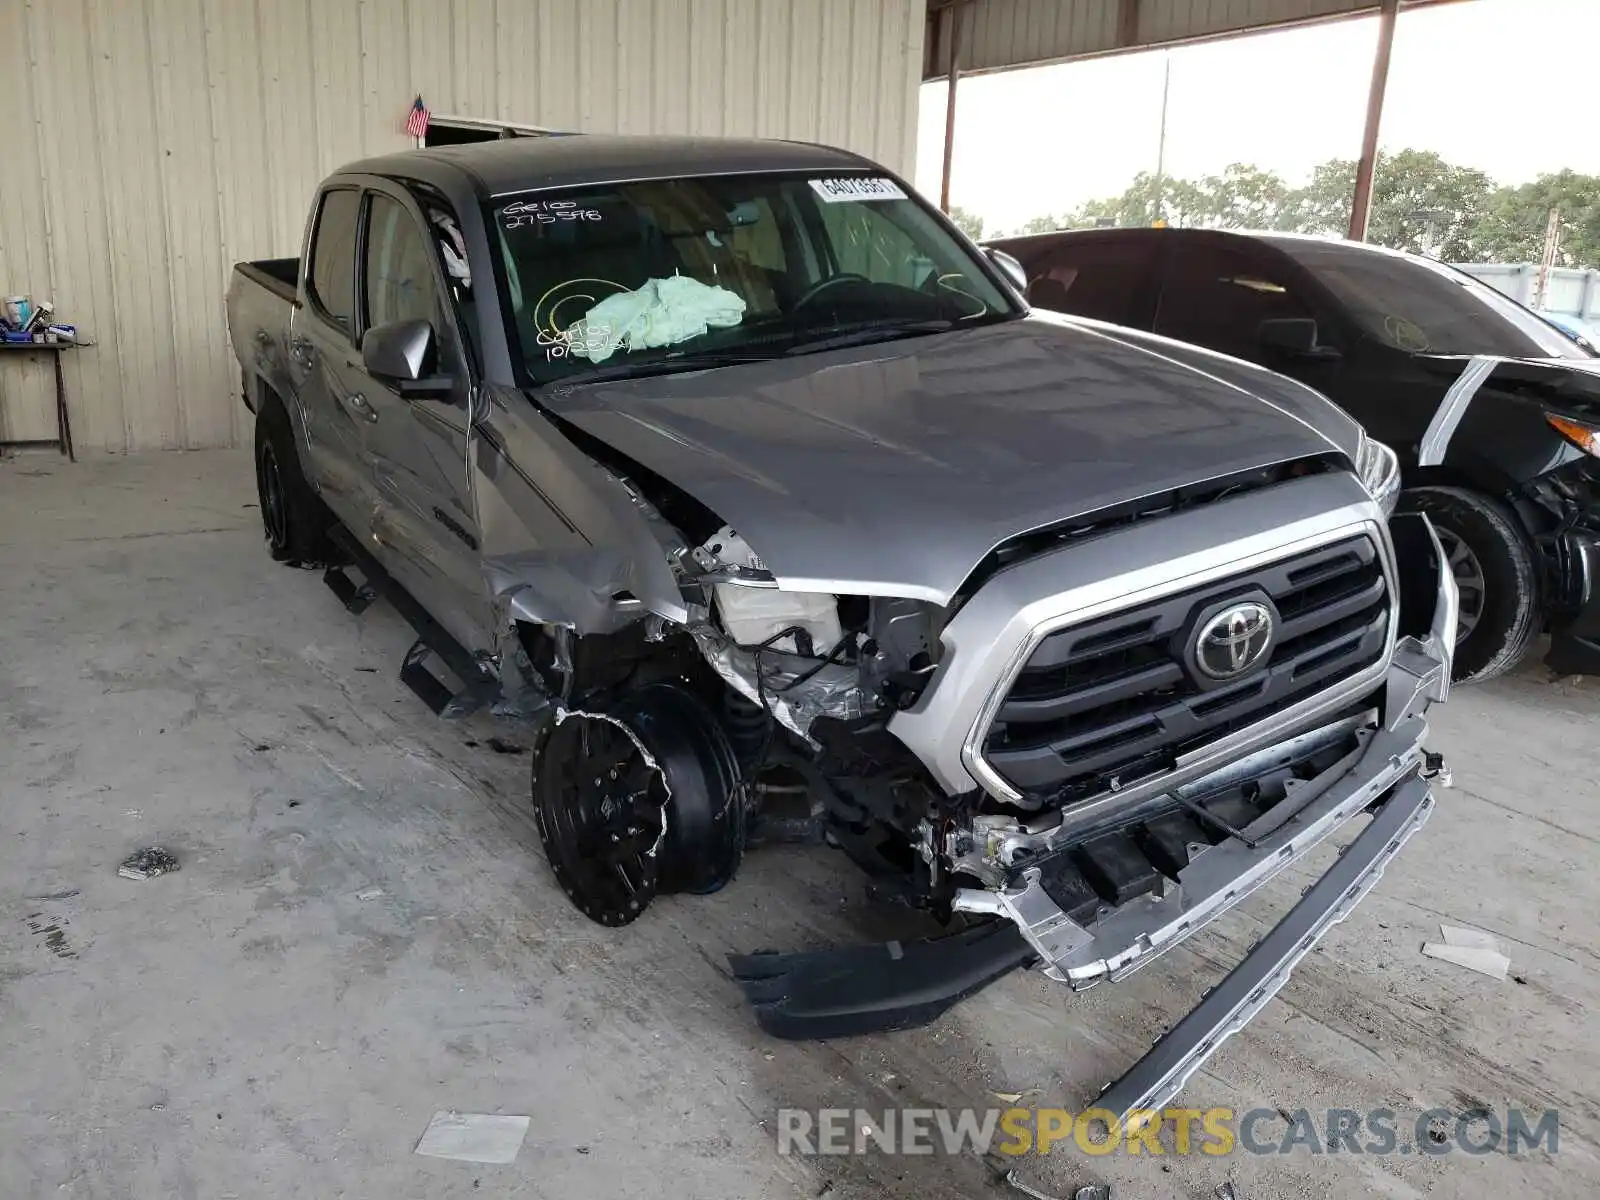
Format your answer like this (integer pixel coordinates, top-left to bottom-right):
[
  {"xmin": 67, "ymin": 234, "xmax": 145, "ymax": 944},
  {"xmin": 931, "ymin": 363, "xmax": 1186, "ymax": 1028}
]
[
  {"xmin": 1547, "ymin": 412, "xmax": 1600, "ymax": 458},
  {"xmin": 1354, "ymin": 432, "xmax": 1401, "ymax": 516}
]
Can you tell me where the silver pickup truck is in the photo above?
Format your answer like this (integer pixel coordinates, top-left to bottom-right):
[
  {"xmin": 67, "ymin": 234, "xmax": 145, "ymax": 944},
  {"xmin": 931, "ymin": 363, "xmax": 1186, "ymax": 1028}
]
[{"xmin": 226, "ymin": 135, "xmax": 1455, "ymax": 1118}]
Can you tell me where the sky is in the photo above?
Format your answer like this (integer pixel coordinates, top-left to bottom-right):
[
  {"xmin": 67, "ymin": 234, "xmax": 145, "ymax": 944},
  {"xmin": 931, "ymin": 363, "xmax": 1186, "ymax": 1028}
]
[{"xmin": 915, "ymin": 0, "xmax": 1600, "ymax": 235}]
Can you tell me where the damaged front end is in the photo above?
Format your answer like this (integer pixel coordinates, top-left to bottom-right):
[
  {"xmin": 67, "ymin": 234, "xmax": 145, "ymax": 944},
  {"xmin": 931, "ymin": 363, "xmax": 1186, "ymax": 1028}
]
[
  {"xmin": 448, "ymin": 383, "xmax": 1457, "ymax": 1118},
  {"xmin": 731, "ymin": 509, "xmax": 1456, "ymax": 1122},
  {"xmin": 461, "ymin": 384, "xmax": 954, "ymax": 918}
]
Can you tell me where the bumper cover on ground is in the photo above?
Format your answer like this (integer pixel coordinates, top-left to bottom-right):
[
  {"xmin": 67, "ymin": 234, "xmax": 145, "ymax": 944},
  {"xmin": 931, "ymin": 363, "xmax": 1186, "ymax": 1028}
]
[{"xmin": 728, "ymin": 920, "xmax": 1032, "ymax": 1041}]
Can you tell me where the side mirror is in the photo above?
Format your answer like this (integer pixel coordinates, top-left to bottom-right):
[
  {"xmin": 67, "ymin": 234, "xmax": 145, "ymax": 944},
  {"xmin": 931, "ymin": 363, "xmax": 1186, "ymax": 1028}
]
[
  {"xmin": 361, "ymin": 318, "xmax": 454, "ymax": 395},
  {"xmin": 984, "ymin": 247, "xmax": 1029, "ymax": 295},
  {"xmin": 1258, "ymin": 317, "xmax": 1340, "ymax": 360}
]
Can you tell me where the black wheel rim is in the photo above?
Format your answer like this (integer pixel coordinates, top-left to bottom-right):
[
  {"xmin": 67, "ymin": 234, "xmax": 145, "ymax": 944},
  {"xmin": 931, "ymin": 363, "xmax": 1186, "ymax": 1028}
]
[
  {"xmin": 257, "ymin": 441, "xmax": 289, "ymax": 552},
  {"xmin": 535, "ymin": 716, "xmax": 664, "ymax": 926},
  {"xmin": 1436, "ymin": 525, "xmax": 1485, "ymax": 643}
]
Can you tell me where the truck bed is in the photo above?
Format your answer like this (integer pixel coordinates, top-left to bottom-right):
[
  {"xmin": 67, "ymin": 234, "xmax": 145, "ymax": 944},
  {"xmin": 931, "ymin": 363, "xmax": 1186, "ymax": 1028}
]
[
  {"xmin": 226, "ymin": 258, "xmax": 301, "ymax": 414},
  {"xmin": 236, "ymin": 258, "xmax": 298, "ymax": 302}
]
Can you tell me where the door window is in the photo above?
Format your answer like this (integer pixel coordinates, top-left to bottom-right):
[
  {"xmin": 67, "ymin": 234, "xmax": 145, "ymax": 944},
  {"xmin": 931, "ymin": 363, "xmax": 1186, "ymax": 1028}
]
[
  {"xmin": 364, "ymin": 193, "xmax": 442, "ymax": 329},
  {"xmin": 307, "ymin": 188, "xmax": 360, "ymax": 331},
  {"xmin": 1272, "ymin": 239, "xmax": 1589, "ymax": 360},
  {"xmin": 1025, "ymin": 240, "xmax": 1156, "ymax": 327},
  {"xmin": 1156, "ymin": 242, "xmax": 1313, "ymax": 359}
]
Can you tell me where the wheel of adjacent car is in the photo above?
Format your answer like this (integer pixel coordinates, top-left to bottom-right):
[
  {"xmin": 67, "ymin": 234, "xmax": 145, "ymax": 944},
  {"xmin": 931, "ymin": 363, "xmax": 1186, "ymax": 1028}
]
[
  {"xmin": 1397, "ymin": 486, "xmax": 1539, "ymax": 683},
  {"xmin": 253, "ymin": 393, "xmax": 333, "ymax": 567}
]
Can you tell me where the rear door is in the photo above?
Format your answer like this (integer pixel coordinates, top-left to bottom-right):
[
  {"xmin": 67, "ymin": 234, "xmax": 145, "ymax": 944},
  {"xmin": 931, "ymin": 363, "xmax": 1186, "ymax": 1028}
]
[
  {"xmin": 356, "ymin": 185, "xmax": 490, "ymax": 654},
  {"xmin": 291, "ymin": 187, "xmax": 373, "ymax": 526},
  {"xmin": 1019, "ymin": 235, "xmax": 1163, "ymax": 330}
]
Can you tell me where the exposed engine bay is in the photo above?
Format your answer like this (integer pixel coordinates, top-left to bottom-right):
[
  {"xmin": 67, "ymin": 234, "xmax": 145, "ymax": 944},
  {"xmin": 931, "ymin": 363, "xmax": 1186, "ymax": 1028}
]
[{"xmin": 509, "ymin": 505, "xmax": 960, "ymax": 927}]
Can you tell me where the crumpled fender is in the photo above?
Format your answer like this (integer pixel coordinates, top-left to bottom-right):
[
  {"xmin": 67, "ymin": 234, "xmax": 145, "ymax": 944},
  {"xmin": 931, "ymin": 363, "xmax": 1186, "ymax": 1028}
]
[{"xmin": 469, "ymin": 382, "xmax": 692, "ymax": 640}]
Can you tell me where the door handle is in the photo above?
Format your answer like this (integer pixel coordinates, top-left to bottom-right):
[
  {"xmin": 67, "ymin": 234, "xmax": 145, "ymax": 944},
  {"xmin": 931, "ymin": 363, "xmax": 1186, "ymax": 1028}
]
[
  {"xmin": 289, "ymin": 336, "xmax": 315, "ymax": 366},
  {"xmin": 346, "ymin": 393, "xmax": 379, "ymax": 423}
]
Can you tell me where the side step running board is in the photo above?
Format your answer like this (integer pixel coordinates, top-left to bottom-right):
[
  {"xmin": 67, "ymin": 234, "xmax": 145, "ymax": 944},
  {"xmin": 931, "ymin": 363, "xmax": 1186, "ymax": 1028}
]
[
  {"xmin": 322, "ymin": 562, "xmax": 378, "ymax": 614},
  {"xmin": 728, "ymin": 920, "xmax": 1034, "ymax": 1040},
  {"xmin": 323, "ymin": 525, "xmax": 499, "ymax": 718}
]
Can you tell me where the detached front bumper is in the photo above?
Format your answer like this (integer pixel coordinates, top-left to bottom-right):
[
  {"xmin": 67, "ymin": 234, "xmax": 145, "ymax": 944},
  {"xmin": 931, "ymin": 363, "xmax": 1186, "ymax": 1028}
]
[
  {"xmin": 731, "ymin": 514, "xmax": 1456, "ymax": 1117},
  {"xmin": 1097, "ymin": 771, "xmax": 1433, "ymax": 1119}
]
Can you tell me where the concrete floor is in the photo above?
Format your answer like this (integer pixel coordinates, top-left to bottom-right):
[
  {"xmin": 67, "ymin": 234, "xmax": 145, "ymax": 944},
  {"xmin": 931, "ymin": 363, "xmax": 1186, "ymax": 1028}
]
[{"xmin": 1, "ymin": 450, "xmax": 1597, "ymax": 1199}]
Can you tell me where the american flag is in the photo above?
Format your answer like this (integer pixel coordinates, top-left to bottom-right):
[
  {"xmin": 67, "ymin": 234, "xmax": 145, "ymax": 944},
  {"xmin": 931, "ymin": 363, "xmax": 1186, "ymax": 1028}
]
[{"xmin": 405, "ymin": 95, "xmax": 430, "ymax": 140}]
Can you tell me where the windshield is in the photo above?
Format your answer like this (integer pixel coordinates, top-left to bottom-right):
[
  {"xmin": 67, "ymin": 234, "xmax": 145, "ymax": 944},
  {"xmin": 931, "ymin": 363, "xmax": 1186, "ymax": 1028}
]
[
  {"xmin": 489, "ymin": 172, "xmax": 1017, "ymax": 384},
  {"xmin": 1274, "ymin": 241, "xmax": 1592, "ymax": 361}
]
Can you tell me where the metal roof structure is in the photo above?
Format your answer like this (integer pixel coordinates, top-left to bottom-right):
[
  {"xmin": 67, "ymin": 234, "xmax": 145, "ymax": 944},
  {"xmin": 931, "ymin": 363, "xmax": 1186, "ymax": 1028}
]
[
  {"xmin": 924, "ymin": 0, "xmax": 1465, "ymax": 79},
  {"xmin": 924, "ymin": 0, "xmax": 1475, "ymax": 242}
]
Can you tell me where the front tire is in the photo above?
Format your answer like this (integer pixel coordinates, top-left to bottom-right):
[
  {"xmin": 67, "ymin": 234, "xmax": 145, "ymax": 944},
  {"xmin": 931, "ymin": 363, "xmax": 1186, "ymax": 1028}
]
[
  {"xmin": 532, "ymin": 683, "xmax": 745, "ymax": 927},
  {"xmin": 253, "ymin": 394, "xmax": 334, "ymax": 567},
  {"xmin": 1398, "ymin": 486, "xmax": 1539, "ymax": 683}
]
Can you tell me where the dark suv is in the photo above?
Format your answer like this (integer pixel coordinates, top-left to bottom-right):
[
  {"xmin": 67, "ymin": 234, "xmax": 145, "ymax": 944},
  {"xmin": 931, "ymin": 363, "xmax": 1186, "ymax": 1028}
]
[{"xmin": 989, "ymin": 226, "xmax": 1600, "ymax": 682}]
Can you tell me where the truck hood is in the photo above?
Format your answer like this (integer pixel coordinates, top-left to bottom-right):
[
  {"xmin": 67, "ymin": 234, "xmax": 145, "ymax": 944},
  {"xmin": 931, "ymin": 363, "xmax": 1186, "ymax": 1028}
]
[{"xmin": 540, "ymin": 314, "xmax": 1351, "ymax": 603}]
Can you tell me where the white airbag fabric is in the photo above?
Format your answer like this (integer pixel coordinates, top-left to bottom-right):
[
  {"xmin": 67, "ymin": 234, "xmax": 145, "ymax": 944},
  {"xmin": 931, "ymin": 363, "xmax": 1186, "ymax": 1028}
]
[{"xmin": 575, "ymin": 276, "xmax": 746, "ymax": 362}]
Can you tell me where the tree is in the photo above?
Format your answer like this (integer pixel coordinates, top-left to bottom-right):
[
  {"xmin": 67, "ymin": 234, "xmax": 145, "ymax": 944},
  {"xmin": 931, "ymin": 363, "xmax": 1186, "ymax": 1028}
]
[
  {"xmin": 1276, "ymin": 158, "xmax": 1357, "ymax": 237},
  {"xmin": 1002, "ymin": 151, "xmax": 1600, "ymax": 268},
  {"xmin": 947, "ymin": 205, "xmax": 985, "ymax": 241},
  {"xmin": 1276, "ymin": 150, "xmax": 1494, "ymax": 258},
  {"xmin": 1071, "ymin": 172, "xmax": 1209, "ymax": 229},
  {"xmin": 1473, "ymin": 170, "xmax": 1600, "ymax": 267},
  {"xmin": 1367, "ymin": 149, "xmax": 1495, "ymax": 259},
  {"xmin": 1012, "ymin": 213, "xmax": 1072, "ymax": 235},
  {"xmin": 1190, "ymin": 164, "xmax": 1290, "ymax": 230}
]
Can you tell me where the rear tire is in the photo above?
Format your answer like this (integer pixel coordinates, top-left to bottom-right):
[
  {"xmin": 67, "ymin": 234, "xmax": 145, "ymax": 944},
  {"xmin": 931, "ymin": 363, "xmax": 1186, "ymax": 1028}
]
[
  {"xmin": 253, "ymin": 393, "xmax": 334, "ymax": 567},
  {"xmin": 1397, "ymin": 486, "xmax": 1539, "ymax": 683}
]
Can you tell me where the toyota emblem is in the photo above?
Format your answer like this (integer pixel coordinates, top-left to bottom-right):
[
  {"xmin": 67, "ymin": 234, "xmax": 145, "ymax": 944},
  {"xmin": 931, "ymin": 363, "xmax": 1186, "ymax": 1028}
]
[{"xmin": 1193, "ymin": 601, "xmax": 1275, "ymax": 681}]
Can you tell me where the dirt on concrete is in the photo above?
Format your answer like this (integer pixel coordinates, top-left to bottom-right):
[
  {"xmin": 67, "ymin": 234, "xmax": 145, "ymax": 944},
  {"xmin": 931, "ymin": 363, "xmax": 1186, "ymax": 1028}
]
[{"xmin": 1, "ymin": 451, "xmax": 1596, "ymax": 1199}]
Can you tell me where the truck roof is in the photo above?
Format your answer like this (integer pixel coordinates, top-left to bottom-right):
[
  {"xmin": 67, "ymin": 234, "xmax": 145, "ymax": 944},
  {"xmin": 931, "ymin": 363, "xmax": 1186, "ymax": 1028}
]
[{"xmin": 336, "ymin": 134, "xmax": 879, "ymax": 199}]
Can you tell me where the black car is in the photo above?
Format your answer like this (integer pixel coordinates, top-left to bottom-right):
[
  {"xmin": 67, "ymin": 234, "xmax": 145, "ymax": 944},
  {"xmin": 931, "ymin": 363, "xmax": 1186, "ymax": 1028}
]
[{"xmin": 989, "ymin": 226, "xmax": 1600, "ymax": 682}]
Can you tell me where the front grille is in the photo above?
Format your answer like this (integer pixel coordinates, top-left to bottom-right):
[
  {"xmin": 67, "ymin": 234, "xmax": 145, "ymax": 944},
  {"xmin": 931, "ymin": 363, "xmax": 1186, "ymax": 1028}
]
[{"xmin": 982, "ymin": 535, "xmax": 1390, "ymax": 799}]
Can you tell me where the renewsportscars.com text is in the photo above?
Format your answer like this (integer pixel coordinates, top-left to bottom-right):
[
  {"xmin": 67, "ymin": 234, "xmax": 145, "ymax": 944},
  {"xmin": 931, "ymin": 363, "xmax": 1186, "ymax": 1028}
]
[{"xmin": 776, "ymin": 1106, "xmax": 1559, "ymax": 1158}]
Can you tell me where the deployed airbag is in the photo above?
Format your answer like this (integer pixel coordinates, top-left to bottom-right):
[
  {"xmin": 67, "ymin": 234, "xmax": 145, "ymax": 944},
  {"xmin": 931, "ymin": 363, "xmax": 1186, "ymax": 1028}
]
[{"xmin": 576, "ymin": 275, "xmax": 746, "ymax": 362}]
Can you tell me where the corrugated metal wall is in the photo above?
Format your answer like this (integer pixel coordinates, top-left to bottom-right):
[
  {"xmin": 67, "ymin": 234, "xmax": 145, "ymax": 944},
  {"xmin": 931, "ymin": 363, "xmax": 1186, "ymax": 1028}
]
[
  {"xmin": 926, "ymin": 0, "xmax": 1459, "ymax": 79},
  {"xmin": 0, "ymin": 0, "xmax": 924, "ymax": 453}
]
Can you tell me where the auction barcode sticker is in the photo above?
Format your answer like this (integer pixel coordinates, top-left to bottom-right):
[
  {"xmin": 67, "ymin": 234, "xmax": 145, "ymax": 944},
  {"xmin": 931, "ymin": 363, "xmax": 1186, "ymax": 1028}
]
[{"xmin": 808, "ymin": 177, "xmax": 908, "ymax": 203}]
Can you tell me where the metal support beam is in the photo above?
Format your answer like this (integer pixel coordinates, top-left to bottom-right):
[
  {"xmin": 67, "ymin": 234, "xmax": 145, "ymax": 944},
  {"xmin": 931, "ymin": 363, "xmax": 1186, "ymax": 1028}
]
[
  {"xmin": 1347, "ymin": 0, "xmax": 1398, "ymax": 242},
  {"xmin": 1118, "ymin": 0, "xmax": 1142, "ymax": 48},
  {"xmin": 939, "ymin": 1, "xmax": 966, "ymax": 213}
]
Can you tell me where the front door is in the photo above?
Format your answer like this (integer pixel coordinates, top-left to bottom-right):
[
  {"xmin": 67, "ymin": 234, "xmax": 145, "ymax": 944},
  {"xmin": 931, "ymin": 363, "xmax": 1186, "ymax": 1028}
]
[
  {"xmin": 1023, "ymin": 235, "xmax": 1163, "ymax": 329},
  {"xmin": 356, "ymin": 187, "xmax": 490, "ymax": 655}
]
